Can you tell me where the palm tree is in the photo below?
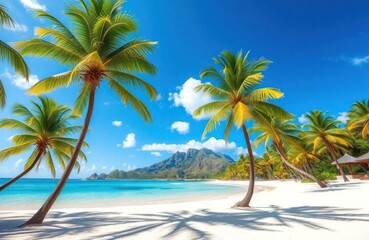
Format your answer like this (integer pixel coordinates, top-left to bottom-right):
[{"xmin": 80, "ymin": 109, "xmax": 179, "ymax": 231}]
[
  {"xmin": 0, "ymin": 4, "xmax": 29, "ymax": 108},
  {"xmin": 288, "ymin": 142, "xmax": 320, "ymax": 176},
  {"xmin": 193, "ymin": 50, "xmax": 290, "ymax": 207},
  {"xmin": 224, "ymin": 163, "xmax": 238, "ymax": 180},
  {"xmin": 236, "ymin": 154, "xmax": 250, "ymax": 179},
  {"xmin": 348, "ymin": 100, "xmax": 369, "ymax": 139},
  {"xmin": 0, "ymin": 96, "xmax": 87, "ymax": 192},
  {"xmin": 250, "ymin": 115, "xmax": 327, "ymax": 188},
  {"xmin": 16, "ymin": 0, "xmax": 157, "ymax": 225},
  {"xmin": 303, "ymin": 110, "xmax": 354, "ymax": 182},
  {"xmin": 264, "ymin": 147, "xmax": 290, "ymax": 179}
]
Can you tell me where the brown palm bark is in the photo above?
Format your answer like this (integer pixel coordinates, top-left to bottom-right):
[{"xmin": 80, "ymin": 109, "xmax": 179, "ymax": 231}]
[
  {"xmin": 0, "ymin": 151, "xmax": 43, "ymax": 192},
  {"xmin": 20, "ymin": 88, "xmax": 96, "ymax": 226},
  {"xmin": 321, "ymin": 138, "xmax": 349, "ymax": 182},
  {"xmin": 275, "ymin": 145, "xmax": 327, "ymax": 188},
  {"xmin": 233, "ymin": 124, "xmax": 255, "ymax": 207}
]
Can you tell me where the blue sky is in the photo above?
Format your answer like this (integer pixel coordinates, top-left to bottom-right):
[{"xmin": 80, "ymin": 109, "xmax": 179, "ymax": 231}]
[{"xmin": 0, "ymin": 0, "xmax": 368, "ymax": 178}]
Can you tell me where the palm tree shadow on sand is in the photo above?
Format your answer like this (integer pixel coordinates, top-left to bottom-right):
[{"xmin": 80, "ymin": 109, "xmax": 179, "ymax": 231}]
[{"xmin": 1, "ymin": 205, "xmax": 369, "ymax": 240}]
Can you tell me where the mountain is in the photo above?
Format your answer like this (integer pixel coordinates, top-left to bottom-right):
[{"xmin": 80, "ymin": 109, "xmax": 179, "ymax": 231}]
[{"xmin": 88, "ymin": 148, "xmax": 234, "ymax": 179}]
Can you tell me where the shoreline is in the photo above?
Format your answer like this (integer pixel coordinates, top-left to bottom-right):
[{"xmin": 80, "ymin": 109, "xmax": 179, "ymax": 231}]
[
  {"xmin": 0, "ymin": 180, "xmax": 322, "ymax": 211},
  {"xmin": 0, "ymin": 180, "xmax": 272, "ymax": 210}
]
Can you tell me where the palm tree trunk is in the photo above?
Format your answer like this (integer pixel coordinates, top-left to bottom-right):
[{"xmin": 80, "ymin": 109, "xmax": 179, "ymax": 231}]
[
  {"xmin": 233, "ymin": 124, "xmax": 255, "ymax": 208},
  {"xmin": 20, "ymin": 88, "xmax": 96, "ymax": 226},
  {"xmin": 275, "ymin": 146, "xmax": 327, "ymax": 188},
  {"xmin": 331, "ymin": 153, "xmax": 349, "ymax": 182},
  {"xmin": 0, "ymin": 151, "xmax": 43, "ymax": 192},
  {"xmin": 284, "ymin": 163, "xmax": 298, "ymax": 181},
  {"xmin": 324, "ymin": 140, "xmax": 349, "ymax": 182},
  {"xmin": 306, "ymin": 160, "xmax": 316, "ymax": 176}
]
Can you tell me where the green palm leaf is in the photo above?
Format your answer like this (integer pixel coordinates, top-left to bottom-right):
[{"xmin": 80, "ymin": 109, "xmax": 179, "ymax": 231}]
[
  {"xmin": 0, "ymin": 4, "xmax": 15, "ymax": 27},
  {"xmin": 107, "ymin": 77, "xmax": 152, "ymax": 123},
  {"xmin": 0, "ymin": 80, "xmax": 5, "ymax": 109},
  {"xmin": 0, "ymin": 40, "xmax": 29, "ymax": 79},
  {"xmin": 201, "ymin": 103, "xmax": 232, "ymax": 139},
  {"xmin": 107, "ymin": 70, "xmax": 157, "ymax": 99},
  {"xmin": 28, "ymin": 72, "xmax": 73, "ymax": 95}
]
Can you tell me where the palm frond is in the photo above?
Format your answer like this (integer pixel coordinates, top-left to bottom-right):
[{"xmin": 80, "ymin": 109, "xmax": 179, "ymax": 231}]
[
  {"xmin": 0, "ymin": 80, "xmax": 5, "ymax": 109},
  {"xmin": 193, "ymin": 100, "xmax": 228, "ymax": 117},
  {"xmin": 0, "ymin": 40, "xmax": 29, "ymax": 79},
  {"xmin": 34, "ymin": 9, "xmax": 87, "ymax": 54},
  {"xmin": 0, "ymin": 4, "xmax": 15, "ymax": 27},
  {"xmin": 233, "ymin": 102, "xmax": 253, "ymax": 127},
  {"xmin": 194, "ymin": 84, "xmax": 229, "ymax": 98},
  {"xmin": 244, "ymin": 87, "xmax": 284, "ymax": 102},
  {"xmin": 45, "ymin": 150, "xmax": 56, "ymax": 178},
  {"xmin": 27, "ymin": 71, "xmax": 73, "ymax": 95},
  {"xmin": 237, "ymin": 73, "xmax": 264, "ymax": 96},
  {"xmin": 0, "ymin": 118, "xmax": 37, "ymax": 133},
  {"xmin": 72, "ymin": 84, "xmax": 91, "ymax": 117},
  {"xmin": 107, "ymin": 78, "xmax": 152, "ymax": 123},
  {"xmin": 15, "ymin": 39, "xmax": 81, "ymax": 65},
  {"xmin": 201, "ymin": 103, "xmax": 232, "ymax": 139},
  {"xmin": 253, "ymin": 101, "xmax": 293, "ymax": 120},
  {"xmin": 107, "ymin": 70, "xmax": 157, "ymax": 100},
  {"xmin": 0, "ymin": 143, "xmax": 33, "ymax": 162}
]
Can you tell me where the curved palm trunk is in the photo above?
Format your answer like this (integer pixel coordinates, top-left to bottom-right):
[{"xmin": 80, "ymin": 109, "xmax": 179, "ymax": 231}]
[
  {"xmin": 284, "ymin": 163, "xmax": 298, "ymax": 181},
  {"xmin": 275, "ymin": 146, "xmax": 327, "ymax": 188},
  {"xmin": 233, "ymin": 124, "xmax": 255, "ymax": 208},
  {"xmin": 20, "ymin": 88, "xmax": 96, "ymax": 226},
  {"xmin": 0, "ymin": 151, "xmax": 43, "ymax": 192},
  {"xmin": 330, "ymin": 152, "xmax": 349, "ymax": 182},
  {"xmin": 323, "ymin": 140, "xmax": 349, "ymax": 182}
]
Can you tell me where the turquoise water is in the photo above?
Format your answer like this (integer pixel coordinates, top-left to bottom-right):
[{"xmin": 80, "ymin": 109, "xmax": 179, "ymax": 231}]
[{"xmin": 0, "ymin": 178, "xmax": 243, "ymax": 209}]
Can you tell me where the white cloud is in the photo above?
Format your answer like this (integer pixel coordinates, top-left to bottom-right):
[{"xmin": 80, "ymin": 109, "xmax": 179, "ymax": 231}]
[
  {"xmin": 14, "ymin": 159, "xmax": 23, "ymax": 168},
  {"xmin": 2, "ymin": 69, "xmax": 39, "ymax": 89},
  {"xmin": 168, "ymin": 78, "xmax": 214, "ymax": 120},
  {"xmin": 326, "ymin": 55, "xmax": 369, "ymax": 66},
  {"xmin": 3, "ymin": 23, "xmax": 28, "ymax": 32},
  {"xmin": 121, "ymin": 133, "xmax": 136, "ymax": 148},
  {"xmin": 235, "ymin": 147, "xmax": 259, "ymax": 157},
  {"xmin": 122, "ymin": 162, "xmax": 136, "ymax": 171},
  {"xmin": 235, "ymin": 147, "xmax": 247, "ymax": 156},
  {"xmin": 142, "ymin": 137, "xmax": 237, "ymax": 153},
  {"xmin": 151, "ymin": 151, "xmax": 162, "ymax": 157},
  {"xmin": 337, "ymin": 112, "xmax": 349, "ymax": 124},
  {"xmin": 298, "ymin": 114, "xmax": 308, "ymax": 124},
  {"xmin": 170, "ymin": 121, "xmax": 190, "ymax": 134},
  {"xmin": 20, "ymin": 0, "xmax": 46, "ymax": 10},
  {"xmin": 351, "ymin": 55, "xmax": 369, "ymax": 66},
  {"xmin": 102, "ymin": 166, "xmax": 108, "ymax": 170},
  {"xmin": 112, "ymin": 121, "xmax": 122, "ymax": 127},
  {"xmin": 81, "ymin": 162, "xmax": 97, "ymax": 174}
]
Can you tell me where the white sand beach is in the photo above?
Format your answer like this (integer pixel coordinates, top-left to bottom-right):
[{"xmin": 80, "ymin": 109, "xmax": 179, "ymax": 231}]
[{"xmin": 1, "ymin": 180, "xmax": 369, "ymax": 240}]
